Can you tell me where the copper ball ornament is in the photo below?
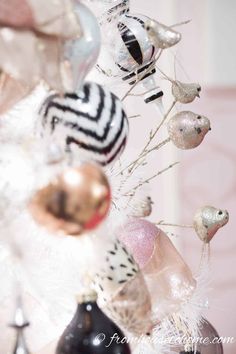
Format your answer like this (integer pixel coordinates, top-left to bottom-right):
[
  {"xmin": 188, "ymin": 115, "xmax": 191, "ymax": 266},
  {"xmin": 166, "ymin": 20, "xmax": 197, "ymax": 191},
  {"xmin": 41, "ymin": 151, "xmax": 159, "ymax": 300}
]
[{"xmin": 29, "ymin": 164, "xmax": 111, "ymax": 236}]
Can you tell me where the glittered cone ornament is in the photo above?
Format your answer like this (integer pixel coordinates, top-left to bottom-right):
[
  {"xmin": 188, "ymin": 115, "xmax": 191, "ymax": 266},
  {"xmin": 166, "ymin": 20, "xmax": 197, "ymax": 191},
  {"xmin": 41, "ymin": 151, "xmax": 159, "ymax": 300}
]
[
  {"xmin": 118, "ymin": 219, "xmax": 196, "ymax": 322},
  {"xmin": 56, "ymin": 290, "xmax": 131, "ymax": 354}
]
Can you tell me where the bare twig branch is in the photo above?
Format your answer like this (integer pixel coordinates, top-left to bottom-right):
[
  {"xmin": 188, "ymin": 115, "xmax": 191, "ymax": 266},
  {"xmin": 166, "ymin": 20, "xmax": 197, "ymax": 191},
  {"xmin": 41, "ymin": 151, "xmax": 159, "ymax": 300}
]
[
  {"xmin": 130, "ymin": 161, "xmax": 179, "ymax": 192},
  {"xmin": 171, "ymin": 19, "xmax": 191, "ymax": 28},
  {"xmin": 128, "ymin": 114, "xmax": 141, "ymax": 119},
  {"xmin": 122, "ymin": 100, "xmax": 176, "ymax": 174},
  {"xmin": 155, "ymin": 221, "xmax": 194, "ymax": 228},
  {"xmin": 118, "ymin": 137, "xmax": 170, "ymax": 176},
  {"xmin": 149, "ymin": 100, "xmax": 176, "ymax": 139}
]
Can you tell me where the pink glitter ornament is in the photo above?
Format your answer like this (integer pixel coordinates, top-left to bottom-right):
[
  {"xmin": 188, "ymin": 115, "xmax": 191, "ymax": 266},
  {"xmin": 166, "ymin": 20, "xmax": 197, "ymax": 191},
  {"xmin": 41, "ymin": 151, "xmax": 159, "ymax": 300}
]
[
  {"xmin": 118, "ymin": 219, "xmax": 196, "ymax": 321},
  {"xmin": 119, "ymin": 218, "xmax": 158, "ymax": 268}
]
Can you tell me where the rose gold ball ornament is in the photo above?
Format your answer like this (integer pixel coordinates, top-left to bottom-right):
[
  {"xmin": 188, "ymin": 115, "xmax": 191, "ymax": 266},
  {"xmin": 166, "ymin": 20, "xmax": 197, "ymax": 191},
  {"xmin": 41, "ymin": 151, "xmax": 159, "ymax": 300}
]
[
  {"xmin": 118, "ymin": 219, "xmax": 196, "ymax": 322},
  {"xmin": 172, "ymin": 81, "xmax": 201, "ymax": 104},
  {"xmin": 168, "ymin": 111, "xmax": 211, "ymax": 149},
  {"xmin": 193, "ymin": 206, "xmax": 229, "ymax": 243},
  {"xmin": 29, "ymin": 164, "xmax": 111, "ymax": 236}
]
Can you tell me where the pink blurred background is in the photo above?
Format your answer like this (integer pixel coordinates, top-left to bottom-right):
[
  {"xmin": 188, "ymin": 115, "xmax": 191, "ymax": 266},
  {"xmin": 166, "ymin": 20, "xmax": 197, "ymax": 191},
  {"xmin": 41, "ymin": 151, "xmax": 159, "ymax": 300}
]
[{"xmin": 125, "ymin": 0, "xmax": 236, "ymax": 353}]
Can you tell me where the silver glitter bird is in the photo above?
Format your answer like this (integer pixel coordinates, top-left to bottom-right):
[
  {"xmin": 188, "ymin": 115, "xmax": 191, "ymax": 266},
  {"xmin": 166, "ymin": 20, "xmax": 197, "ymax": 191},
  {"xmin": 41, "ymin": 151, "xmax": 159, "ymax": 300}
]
[
  {"xmin": 172, "ymin": 81, "xmax": 201, "ymax": 104},
  {"xmin": 168, "ymin": 111, "xmax": 211, "ymax": 149},
  {"xmin": 146, "ymin": 19, "xmax": 181, "ymax": 49},
  {"xmin": 193, "ymin": 206, "xmax": 229, "ymax": 243},
  {"xmin": 130, "ymin": 196, "xmax": 153, "ymax": 218}
]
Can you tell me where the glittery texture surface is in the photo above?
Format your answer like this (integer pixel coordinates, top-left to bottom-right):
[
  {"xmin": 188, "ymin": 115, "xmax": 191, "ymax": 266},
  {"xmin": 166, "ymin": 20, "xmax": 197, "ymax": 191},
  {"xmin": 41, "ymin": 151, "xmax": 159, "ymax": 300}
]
[
  {"xmin": 146, "ymin": 19, "xmax": 181, "ymax": 49},
  {"xmin": 118, "ymin": 218, "xmax": 159, "ymax": 268},
  {"xmin": 172, "ymin": 81, "xmax": 201, "ymax": 104},
  {"xmin": 118, "ymin": 220, "xmax": 196, "ymax": 321},
  {"xmin": 168, "ymin": 111, "xmax": 211, "ymax": 149},
  {"xmin": 193, "ymin": 205, "xmax": 229, "ymax": 243},
  {"xmin": 130, "ymin": 196, "xmax": 153, "ymax": 218}
]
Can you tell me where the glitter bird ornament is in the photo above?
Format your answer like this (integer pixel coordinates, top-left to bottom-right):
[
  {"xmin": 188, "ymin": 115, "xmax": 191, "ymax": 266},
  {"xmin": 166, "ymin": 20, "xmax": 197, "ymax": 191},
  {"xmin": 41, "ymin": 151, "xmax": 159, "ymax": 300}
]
[
  {"xmin": 130, "ymin": 195, "xmax": 153, "ymax": 218},
  {"xmin": 172, "ymin": 81, "xmax": 201, "ymax": 104},
  {"xmin": 193, "ymin": 206, "xmax": 229, "ymax": 243},
  {"xmin": 145, "ymin": 19, "xmax": 182, "ymax": 49},
  {"xmin": 168, "ymin": 111, "xmax": 211, "ymax": 149},
  {"xmin": 39, "ymin": 82, "xmax": 129, "ymax": 166}
]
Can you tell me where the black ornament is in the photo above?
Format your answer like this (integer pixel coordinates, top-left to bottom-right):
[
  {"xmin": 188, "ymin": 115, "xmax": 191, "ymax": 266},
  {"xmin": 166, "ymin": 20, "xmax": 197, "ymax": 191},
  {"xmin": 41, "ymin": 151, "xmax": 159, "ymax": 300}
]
[
  {"xmin": 56, "ymin": 291, "xmax": 131, "ymax": 354},
  {"xmin": 10, "ymin": 297, "xmax": 31, "ymax": 354}
]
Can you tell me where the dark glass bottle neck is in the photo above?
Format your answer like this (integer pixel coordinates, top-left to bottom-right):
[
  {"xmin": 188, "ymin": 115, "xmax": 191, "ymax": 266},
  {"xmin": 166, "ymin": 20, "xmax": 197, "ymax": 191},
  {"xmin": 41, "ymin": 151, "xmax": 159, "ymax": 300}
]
[{"xmin": 13, "ymin": 329, "xmax": 30, "ymax": 354}]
